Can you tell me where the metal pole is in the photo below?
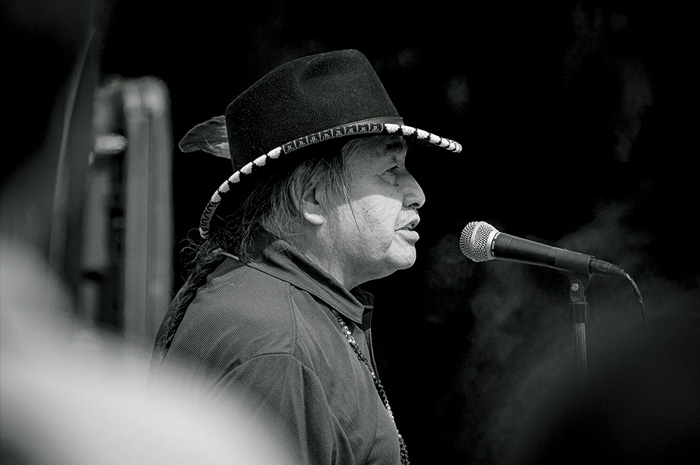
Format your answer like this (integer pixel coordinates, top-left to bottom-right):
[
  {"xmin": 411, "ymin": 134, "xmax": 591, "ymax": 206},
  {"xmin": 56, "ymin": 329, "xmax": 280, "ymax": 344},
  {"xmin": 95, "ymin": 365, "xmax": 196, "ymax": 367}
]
[{"xmin": 568, "ymin": 275, "xmax": 589, "ymax": 376}]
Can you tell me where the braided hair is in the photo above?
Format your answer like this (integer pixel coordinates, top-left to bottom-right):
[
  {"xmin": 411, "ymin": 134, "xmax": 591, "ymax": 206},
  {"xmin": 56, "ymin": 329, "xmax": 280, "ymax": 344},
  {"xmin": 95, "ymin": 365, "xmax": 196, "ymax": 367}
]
[
  {"xmin": 151, "ymin": 139, "xmax": 354, "ymax": 365},
  {"xmin": 151, "ymin": 135, "xmax": 406, "ymax": 368}
]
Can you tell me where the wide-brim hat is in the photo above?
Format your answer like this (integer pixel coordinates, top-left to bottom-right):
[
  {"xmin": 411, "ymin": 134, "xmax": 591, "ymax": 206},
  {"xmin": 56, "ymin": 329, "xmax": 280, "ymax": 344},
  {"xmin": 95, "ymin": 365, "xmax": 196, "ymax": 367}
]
[{"xmin": 180, "ymin": 49, "xmax": 462, "ymax": 239}]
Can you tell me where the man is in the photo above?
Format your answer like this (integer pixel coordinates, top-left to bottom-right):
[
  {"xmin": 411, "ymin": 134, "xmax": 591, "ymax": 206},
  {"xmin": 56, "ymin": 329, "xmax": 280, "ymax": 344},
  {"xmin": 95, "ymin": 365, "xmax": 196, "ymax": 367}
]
[{"xmin": 151, "ymin": 49, "xmax": 461, "ymax": 465}]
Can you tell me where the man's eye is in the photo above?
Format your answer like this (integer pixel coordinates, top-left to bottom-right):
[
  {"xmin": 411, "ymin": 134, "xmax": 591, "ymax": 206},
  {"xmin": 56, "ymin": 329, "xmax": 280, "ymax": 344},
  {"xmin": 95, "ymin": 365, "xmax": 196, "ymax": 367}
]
[{"xmin": 386, "ymin": 166, "xmax": 400, "ymax": 174}]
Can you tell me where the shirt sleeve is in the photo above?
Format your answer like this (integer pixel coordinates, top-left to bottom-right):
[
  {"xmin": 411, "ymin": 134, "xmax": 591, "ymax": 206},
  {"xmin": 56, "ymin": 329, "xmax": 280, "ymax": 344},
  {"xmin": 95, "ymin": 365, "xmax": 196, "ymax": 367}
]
[{"xmin": 208, "ymin": 353, "xmax": 355, "ymax": 465}]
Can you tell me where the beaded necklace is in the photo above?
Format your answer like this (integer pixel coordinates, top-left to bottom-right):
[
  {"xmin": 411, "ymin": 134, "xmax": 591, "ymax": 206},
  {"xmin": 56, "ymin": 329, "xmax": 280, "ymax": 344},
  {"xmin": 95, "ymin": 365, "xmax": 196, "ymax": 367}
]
[{"xmin": 332, "ymin": 310, "xmax": 410, "ymax": 465}]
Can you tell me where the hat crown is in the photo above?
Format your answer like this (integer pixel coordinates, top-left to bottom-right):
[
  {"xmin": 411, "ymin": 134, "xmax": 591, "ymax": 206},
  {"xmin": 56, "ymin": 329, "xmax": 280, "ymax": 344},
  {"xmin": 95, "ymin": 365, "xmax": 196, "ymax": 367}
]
[{"xmin": 225, "ymin": 50, "xmax": 400, "ymax": 169}]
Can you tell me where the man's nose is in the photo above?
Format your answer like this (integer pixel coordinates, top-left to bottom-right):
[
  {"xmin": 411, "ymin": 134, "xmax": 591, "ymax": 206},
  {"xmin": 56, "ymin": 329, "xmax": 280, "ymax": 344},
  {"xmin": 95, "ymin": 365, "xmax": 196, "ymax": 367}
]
[{"xmin": 403, "ymin": 173, "xmax": 426, "ymax": 209}]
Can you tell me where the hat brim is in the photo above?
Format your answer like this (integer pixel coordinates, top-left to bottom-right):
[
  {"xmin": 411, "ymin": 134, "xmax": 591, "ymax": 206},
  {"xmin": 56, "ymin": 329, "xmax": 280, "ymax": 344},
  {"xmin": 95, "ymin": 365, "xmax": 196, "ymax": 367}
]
[{"xmin": 193, "ymin": 118, "xmax": 462, "ymax": 239}]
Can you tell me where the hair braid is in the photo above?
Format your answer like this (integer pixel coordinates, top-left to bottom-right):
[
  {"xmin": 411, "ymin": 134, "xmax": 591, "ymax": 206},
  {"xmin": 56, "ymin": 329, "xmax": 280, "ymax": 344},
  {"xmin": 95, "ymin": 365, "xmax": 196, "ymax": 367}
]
[
  {"xmin": 151, "ymin": 135, "xmax": 402, "ymax": 367},
  {"xmin": 151, "ymin": 140, "xmax": 348, "ymax": 366},
  {"xmin": 151, "ymin": 229, "xmax": 228, "ymax": 364}
]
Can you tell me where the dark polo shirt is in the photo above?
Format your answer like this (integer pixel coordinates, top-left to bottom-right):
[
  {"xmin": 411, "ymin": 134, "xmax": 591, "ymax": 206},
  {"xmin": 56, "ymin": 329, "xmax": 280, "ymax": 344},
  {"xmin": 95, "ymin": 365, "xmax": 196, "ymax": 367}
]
[{"xmin": 160, "ymin": 239, "xmax": 402, "ymax": 465}]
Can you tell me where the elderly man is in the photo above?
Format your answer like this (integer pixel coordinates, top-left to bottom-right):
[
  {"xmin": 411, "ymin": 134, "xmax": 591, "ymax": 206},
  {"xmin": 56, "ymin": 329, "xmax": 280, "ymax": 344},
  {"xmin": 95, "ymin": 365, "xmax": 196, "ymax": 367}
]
[{"xmin": 151, "ymin": 49, "xmax": 461, "ymax": 465}]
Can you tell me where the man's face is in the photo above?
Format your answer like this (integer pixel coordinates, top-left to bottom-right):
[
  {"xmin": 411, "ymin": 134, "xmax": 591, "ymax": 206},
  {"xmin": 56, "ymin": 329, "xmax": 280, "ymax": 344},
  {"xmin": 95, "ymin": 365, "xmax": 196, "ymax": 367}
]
[{"xmin": 323, "ymin": 136, "xmax": 425, "ymax": 288}]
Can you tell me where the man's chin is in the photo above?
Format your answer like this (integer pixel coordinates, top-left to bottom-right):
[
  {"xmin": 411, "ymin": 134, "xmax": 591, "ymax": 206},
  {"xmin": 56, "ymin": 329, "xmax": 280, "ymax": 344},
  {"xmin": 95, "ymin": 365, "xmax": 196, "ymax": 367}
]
[{"xmin": 391, "ymin": 250, "xmax": 417, "ymax": 271}]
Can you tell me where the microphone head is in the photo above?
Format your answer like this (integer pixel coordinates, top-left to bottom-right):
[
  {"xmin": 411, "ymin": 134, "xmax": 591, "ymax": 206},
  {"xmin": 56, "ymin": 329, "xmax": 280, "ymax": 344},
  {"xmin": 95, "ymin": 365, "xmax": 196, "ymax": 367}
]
[{"xmin": 459, "ymin": 221, "xmax": 499, "ymax": 262}]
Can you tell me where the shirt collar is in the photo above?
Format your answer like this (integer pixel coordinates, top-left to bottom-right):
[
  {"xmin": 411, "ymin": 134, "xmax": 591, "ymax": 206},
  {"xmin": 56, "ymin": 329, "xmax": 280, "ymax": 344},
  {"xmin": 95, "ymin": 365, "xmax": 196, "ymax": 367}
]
[{"xmin": 247, "ymin": 238, "xmax": 374, "ymax": 329}]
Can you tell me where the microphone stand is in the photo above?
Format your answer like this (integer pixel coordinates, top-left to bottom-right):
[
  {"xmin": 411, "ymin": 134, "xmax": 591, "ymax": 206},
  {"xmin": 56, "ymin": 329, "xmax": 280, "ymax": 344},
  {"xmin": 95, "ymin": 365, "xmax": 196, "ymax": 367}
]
[{"xmin": 567, "ymin": 273, "xmax": 590, "ymax": 377}]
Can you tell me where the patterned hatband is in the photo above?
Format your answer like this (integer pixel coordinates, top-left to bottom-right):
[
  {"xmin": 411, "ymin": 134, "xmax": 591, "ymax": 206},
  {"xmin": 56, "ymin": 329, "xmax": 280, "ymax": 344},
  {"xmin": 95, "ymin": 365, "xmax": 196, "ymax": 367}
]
[{"xmin": 198, "ymin": 120, "xmax": 462, "ymax": 239}]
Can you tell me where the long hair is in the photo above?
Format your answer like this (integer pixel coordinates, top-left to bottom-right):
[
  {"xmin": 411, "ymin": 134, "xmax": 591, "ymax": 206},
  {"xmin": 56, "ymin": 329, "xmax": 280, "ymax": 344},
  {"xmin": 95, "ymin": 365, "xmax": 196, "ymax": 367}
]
[
  {"xmin": 151, "ymin": 135, "xmax": 406, "ymax": 365},
  {"xmin": 152, "ymin": 139, "xmax": 351, "ymax": 363}
]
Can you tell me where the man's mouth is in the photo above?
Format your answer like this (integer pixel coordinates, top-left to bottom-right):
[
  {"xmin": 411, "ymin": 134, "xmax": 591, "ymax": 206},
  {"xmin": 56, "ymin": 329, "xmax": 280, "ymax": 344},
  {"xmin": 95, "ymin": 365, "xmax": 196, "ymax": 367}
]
[{"xmin": 397, "ymin": 218, "xmax": 420, "ymax": 231}]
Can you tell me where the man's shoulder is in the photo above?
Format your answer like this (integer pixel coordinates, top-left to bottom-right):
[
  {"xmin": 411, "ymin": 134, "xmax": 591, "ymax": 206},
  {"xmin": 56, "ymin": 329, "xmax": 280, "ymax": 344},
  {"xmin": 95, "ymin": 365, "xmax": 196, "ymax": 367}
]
[
  {"xmin": 189, "ymin": 260, "xmax": 294, "ymax": 325},
  {"xmin": 168, "ymin": 262, "xmax": 300, "ymax": 366}
]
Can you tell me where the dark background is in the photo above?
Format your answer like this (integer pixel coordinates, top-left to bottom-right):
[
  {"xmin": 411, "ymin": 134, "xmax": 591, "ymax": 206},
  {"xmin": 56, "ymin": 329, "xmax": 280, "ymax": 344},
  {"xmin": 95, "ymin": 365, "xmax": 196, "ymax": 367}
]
[{"xmin": 73, "ymin": 0, "xmax": 700, "ymax": 463}]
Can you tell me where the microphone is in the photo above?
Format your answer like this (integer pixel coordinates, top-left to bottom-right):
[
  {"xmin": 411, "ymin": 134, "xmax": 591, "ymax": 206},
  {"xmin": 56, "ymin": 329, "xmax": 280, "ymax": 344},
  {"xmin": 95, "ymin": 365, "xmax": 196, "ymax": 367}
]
[{"xmin": 459, "ymin": 221, "xmax": 626, "ymax": 277}]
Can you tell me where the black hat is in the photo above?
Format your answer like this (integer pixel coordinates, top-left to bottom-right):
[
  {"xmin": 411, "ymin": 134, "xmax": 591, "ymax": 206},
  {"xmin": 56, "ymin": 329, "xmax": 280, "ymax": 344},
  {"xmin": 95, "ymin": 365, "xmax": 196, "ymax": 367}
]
[{"xmin": 180, "ymin": 49, "xmax": 462, "ymax": 239}]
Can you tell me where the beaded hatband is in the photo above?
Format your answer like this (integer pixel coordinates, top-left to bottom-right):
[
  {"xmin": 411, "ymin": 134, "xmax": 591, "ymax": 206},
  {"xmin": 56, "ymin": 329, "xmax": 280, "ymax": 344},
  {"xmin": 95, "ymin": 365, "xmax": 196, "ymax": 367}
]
[
  {"xmin": 197, "ymin": 120, "xmax": 462, "ymax": 239},
  {"xmin": 332, "ymin": 310, "xmax": 410, "ymax": 465}
]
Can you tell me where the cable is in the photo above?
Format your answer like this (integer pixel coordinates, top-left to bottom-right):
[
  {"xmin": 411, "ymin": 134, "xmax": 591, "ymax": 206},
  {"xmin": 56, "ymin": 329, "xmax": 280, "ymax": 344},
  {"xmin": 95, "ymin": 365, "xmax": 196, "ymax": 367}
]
[{"xmin": 624, "ymin": 271, "xmax": 646, "ymax": 334}]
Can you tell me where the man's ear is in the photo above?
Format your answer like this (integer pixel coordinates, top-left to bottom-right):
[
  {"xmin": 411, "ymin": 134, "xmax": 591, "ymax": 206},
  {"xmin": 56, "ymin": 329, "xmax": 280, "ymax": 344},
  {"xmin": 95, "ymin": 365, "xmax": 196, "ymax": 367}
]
[{"xmin": 300, "ymin": 185, "xmax": 325, "ymax": 226}]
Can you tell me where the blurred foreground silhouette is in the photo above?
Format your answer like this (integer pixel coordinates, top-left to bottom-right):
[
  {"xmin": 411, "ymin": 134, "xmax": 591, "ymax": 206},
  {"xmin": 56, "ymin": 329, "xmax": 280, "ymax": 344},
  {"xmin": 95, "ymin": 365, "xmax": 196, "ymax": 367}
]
[{"xmin": 1, "ymin": 2, "xmax": 295, "ymax": 464}]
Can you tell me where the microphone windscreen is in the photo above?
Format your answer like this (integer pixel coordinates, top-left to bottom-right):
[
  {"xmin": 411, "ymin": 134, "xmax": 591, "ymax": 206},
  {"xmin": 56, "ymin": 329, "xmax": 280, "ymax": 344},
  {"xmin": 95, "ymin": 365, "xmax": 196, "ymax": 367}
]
[{"xmin": 459, "ymin": 221, "xmax": 498, "ymax": 262}]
